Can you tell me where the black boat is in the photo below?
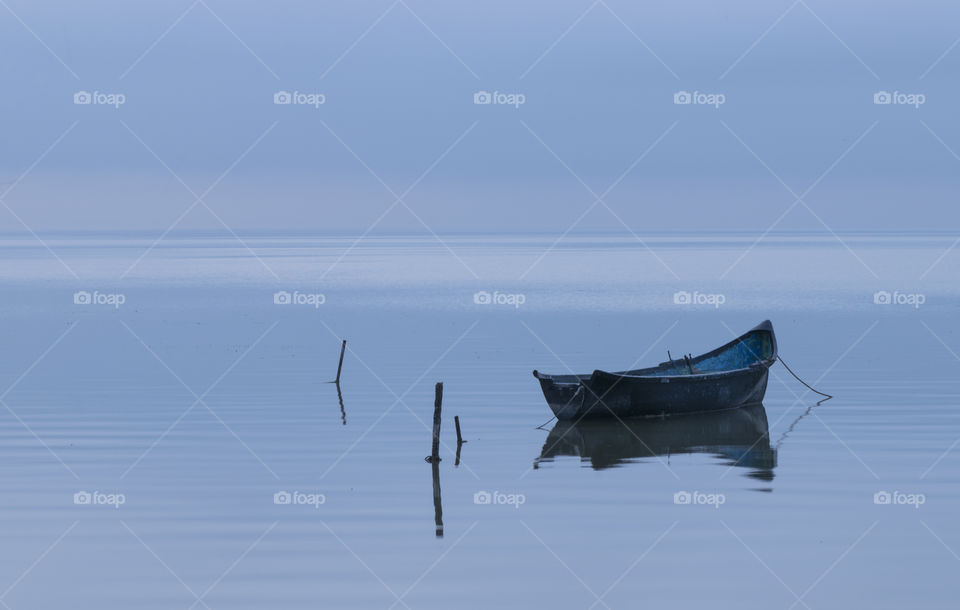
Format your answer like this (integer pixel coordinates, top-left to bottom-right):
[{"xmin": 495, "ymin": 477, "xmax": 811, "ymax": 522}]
[
  {"xmin": 532, "ymin": 320, "xmax": 777, "ymax": 420},
  {"xmin": 536, "ymin": 402, "xmax": 776, "ymax": 480}
]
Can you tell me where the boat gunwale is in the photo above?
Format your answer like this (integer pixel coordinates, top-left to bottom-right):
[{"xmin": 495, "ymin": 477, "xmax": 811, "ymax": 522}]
[
  {"xmin": 533, "ymin": 320, "xmax": 778, "ymax": 385},
  {"xmin": 591, "ymin": 361, "xmax": 772, "ymax": 383}
]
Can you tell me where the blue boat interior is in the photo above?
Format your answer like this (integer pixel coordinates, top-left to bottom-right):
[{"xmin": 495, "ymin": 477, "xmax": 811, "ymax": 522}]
[
  {"xmin": 640, "ymin": 329, "xmax": 775, "ymax": 377},
  {"xmin": 535, "ymin": 324, "xmax": 776, "ymax": 384}
]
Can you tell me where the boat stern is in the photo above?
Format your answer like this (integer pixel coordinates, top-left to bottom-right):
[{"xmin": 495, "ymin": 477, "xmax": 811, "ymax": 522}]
[{"xmin": 532, "ymin": 370, "xmax": 585, "ymax": 420}]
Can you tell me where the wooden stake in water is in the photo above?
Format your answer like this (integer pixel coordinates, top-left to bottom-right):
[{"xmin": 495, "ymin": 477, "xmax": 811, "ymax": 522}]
[
  {"xmin": 454, "ymin": 415, "xmax": 464, "ymax": 444},
  {"xmin": 454, "ymin": 415, "xmax": 464, "ymax": 466},
  {"xmin": 429, "ymin": 382, "xmax": 443, "ymax": 462},
  {"xmin": 334, "ymin": 340, "xmax": 346, "ymax": 384}
]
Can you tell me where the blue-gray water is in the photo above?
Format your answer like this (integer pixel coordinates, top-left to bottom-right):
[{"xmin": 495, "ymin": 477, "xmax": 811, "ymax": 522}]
[{"xmin": 1, "ymin": 232, "xmax": 957, "ymax": 608}]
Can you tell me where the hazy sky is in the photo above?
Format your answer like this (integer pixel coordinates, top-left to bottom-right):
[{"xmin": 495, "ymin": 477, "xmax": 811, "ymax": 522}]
[{"xmin": 1, "ymin": 0, "xmax": 958, "ymax": 233}]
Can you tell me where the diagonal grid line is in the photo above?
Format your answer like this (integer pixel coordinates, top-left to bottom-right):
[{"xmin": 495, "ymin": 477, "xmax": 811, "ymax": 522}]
[
  {"xmin": 0, "ymin": 322, "xmax": 80, "ymax": 479},
  {"xmin": 0, "ymin": 0, "xmax": 79, "ymax": 79},
  {"xmin": 319, "ymin": 0, "xmax": 401, "ymax": 80},
  {"xmin": 797, "ymin": 0, "xmax": 880, "ymax": 80},
  {"xmin": 722, "ymin": 520, "xmax": 811, "ymax": 609},
  {"xmin": 918, "ymin": 321, "xmax": 960, "ymax": 479},
  {"xmin": 188, "ymin": 521, "xmax": 278, "ymax": 609},
  {"xmin": 520, "ymin": 520, "xmax": 611, "ymax": 608},
  {"xmin": 718, "ymin": 120, "xmax": 879, "ymax": 279},
  {"xmin": 397, "ymin": 0, "xmax": 480, "ymax": 80},
  {"xmin": 317, "ymin": 320, "xmax": 481, "ymax": 479},
  {"xmin": 118, "ymin": 120, "xmax": 280, "ymax": 280},
  {"xmin": 916, "ymin": 121, "xmax": 960, "ymax": 279},
  {"xmin": 518, "ymin": 120, "xmax": 680, "ymax": 280},
  {"xmin": 0, "ymin": 521, "xmax": 79, "ymax": 601},
  {"xmin": 520, "ymin": 0, "xmax": 601, "ymax": 80},
  {"xmin": 197, "ymin": 0, "xmax": 280, "ymax": 80},
  {"xmin": 588, "ymin": 520, "xmax": 679, "ymax": 609},
  {"xmin": 920, "ymin": 521, "xmax": 960, "ymax": 561},
  {"xmin": 317, "ymin": 120, "xmax": 480, "ymax": 280},
  {"xmin": 719, "ymin": 0, "xmax": 801, "ymax": 80},
  {"xmin": 719, "ymin": 320, "xmax": 880, "ymax": 479},
  {"xmin": 388, "ymin": 521, "xmax": 479, "ymax": 608},
  {"xmin": 597, "ymin": 0, "xmax": 679, "ymax": 79},
  {"xmin": 121, "ymin": 521, "xmax": 209, "ymax": 607},
  {"xmin": 520, "ymin": 319, "xmax": 681, "ymax": 479},
  {"xmin": 786, "ymin": 520, "xmax": 879, "ymax": 609},
  {"xmin": 919, "ymin": 36, "xmax": 960, "ymax": 80},
  {"xmin": 119, "ymin": 0, "xmax": 201, "ymax": 80},
  {"xmin": 321, "ymin": 521, "xmax": 411, "ymax": 609},
  {"xmin": 0, "ymin": 121, "xmax": 81, "ymax": 279},
  {"xmin": 119, "ymin": 320, "xmax": 280, "ymax": 479}
]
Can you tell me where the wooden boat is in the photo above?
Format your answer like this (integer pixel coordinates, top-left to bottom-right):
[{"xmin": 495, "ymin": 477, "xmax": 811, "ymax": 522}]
[
  {"xmin": 532, "ymin": 320, "xmax": 777, "ymax": 420},
  {"xmin": 536, "ymin": 402, "xmax": 776, "ymax": 479}
]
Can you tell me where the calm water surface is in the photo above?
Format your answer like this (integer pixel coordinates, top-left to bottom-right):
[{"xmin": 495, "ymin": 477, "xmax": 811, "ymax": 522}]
[{"xmin": 0, "ymin": 232, "xmax": 957, "ymax": 608}]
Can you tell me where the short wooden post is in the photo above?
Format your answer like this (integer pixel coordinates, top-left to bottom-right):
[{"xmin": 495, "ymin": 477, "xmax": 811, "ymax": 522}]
[
  {"xmin": 334, "ymin": 340, "xmax": 346, "ymax": 384},
  {"xmin": 429, "ymin": 382, "xmax": 443, "ymax": 462}
]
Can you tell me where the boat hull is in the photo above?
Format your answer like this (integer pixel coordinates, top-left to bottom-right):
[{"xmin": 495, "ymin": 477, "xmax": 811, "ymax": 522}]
[
  {"xmin": 533, "ymin": 320, "xmax": 777, "ymax": 421},
  {"xmin": 536, "ymin": 366, "xmax": 770, "ymax": 420}
]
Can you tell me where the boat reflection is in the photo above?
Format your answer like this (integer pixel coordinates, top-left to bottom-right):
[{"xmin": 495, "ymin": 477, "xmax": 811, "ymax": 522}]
[{"xmin": 536, "ymin": 403, "xmax": 777, "ymax": 481}]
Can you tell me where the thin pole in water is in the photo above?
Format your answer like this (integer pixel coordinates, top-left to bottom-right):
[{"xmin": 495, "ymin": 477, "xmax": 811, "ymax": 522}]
[
  {"xmin": 334, "ymin": 340, "xmax": 346, "ymax": 384},
  {"xmin": 454, "ymin": 415, "xmax": 464, "ymax": 444},
  {"xmin": 454, "ymin": 415, "xmax": 465, "ymax": 467},
  {"xmin": 426, "ymin": 382, "xmax": 442, "ymax": 462}
]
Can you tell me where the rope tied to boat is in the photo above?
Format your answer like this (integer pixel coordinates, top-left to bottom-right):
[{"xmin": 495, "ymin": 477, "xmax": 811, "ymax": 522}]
[
  {"xmin": 777, "ymin": 355, "xmax": 832, "ymax": 401},
  {"xmin": 535, "ymin": 415, "xmax": 557, "ymax": 430}
]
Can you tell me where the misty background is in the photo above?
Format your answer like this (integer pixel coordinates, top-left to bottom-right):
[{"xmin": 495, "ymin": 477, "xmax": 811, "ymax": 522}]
[{"xmin": 0, "ymin": 0, "xmax": 958, "ymax": 234}]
